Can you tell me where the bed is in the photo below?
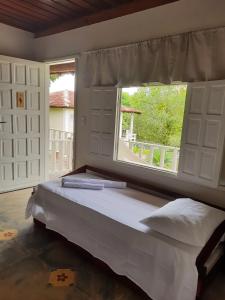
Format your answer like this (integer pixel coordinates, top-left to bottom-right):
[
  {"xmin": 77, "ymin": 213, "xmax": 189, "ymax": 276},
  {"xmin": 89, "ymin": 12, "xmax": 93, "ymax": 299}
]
[{"xmin": 26, "ymin": 165, "xmax": 225, "ymax": 300}]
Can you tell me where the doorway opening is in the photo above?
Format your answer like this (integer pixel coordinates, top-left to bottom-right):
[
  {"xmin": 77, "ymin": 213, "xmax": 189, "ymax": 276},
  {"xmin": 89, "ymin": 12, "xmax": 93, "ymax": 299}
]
[{"xmin": 48, "ymin": 60, "xmax": 76, "ymax": 178}]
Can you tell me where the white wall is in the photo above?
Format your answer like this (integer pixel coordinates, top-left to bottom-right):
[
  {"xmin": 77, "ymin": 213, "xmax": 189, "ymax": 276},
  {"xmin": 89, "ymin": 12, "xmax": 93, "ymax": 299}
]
[
  {"xmin": 33, "ymin": 0, "xmax": 225, "ymax": 60},
  {"xmin": 32, "ymin": 0, "xmax": 225, "ymax": 206},
  {"xmin": 2, "ymin": 0, "xmax": 225, "ymax": 205},
  {"xmin": 0, "ymin": 23, "xmax": 34, "ymax": 60}
]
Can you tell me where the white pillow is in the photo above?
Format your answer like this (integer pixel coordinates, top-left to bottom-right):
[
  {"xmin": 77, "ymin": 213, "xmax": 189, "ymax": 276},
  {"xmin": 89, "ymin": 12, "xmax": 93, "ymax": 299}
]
[{"xmin": 142, "ymin": 198, "xmax": 225, "ymax": 247}]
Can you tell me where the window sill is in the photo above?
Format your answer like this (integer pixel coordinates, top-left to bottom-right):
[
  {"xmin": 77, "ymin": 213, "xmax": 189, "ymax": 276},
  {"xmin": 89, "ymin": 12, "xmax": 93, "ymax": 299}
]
[{"xmin": 114, "ymin": 159, "xmax": 178, "ymax": 180}]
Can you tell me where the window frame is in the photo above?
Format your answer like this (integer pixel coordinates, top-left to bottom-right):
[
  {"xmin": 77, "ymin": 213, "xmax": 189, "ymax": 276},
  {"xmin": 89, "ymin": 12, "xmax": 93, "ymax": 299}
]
[{"xmin": 113, "ymin": 84, "xmax": 187, "ymax": 176}]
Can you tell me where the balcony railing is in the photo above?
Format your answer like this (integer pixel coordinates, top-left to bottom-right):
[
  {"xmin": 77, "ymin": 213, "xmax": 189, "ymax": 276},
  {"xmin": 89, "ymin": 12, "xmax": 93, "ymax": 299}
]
[
  {"xmin": 122, "ymin": 129, "xmax": 137, "ymax": 142},
  {"xmin": 123, "ymin": 140, "xmax": 180, "ymax": 172},
  {"xmin": 49, "ymin": 129, "xmax": 73, "ymax": 178}
]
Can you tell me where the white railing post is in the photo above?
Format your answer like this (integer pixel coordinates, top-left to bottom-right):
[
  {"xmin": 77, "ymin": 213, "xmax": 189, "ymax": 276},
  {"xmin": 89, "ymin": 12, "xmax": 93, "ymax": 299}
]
[
  {"xmin": 149, "ymin": 145, "xmax": 154, "ymax": 165},
  {"xmin": 51, "ymin": 130, "xmax": 57, "ymax": 175},
  {"xmin": 129, "ymin": 141, "xmax": 133, "ymax": 151},
  {"xmin": 159, "ymin": 147, "xmax": 166, "ymax": 168},
  {"xmin": 172, "ymin": 148, "xmax": 179, "ymax": 171},
  {"xmin": 139, "ymin": 144, "xmax": 143, "ymax": 159},
  {"xmin": 68, "ymin": 134, "xmax": 73, "ymax": 171},
  {"xmin": 119, "ymin": 138, "xmax": 180, "ymax": 172},
  {"xmin": 58, "ymin": 131, "xmax": 64, "ymax": 171},
  {"xmin": 49, "ymin": 129, "xmax": 74, "ymax": 178}
]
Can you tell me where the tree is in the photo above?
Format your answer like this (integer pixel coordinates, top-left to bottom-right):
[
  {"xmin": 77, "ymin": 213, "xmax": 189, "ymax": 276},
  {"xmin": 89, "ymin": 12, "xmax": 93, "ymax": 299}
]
[
  {"xmin": 121, "ymin": 85, "xmax": 186, "ymax": 147},
  {"xmin": 50, "ymin": 73, "xmax": 60, "ymax": 82}
]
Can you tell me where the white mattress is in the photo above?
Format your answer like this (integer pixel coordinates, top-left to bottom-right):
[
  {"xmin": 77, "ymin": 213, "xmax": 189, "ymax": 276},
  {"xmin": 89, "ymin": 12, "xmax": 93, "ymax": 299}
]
[{"xmin": 26, "ymin": 173, "xmax": 202, "ymax": 300}]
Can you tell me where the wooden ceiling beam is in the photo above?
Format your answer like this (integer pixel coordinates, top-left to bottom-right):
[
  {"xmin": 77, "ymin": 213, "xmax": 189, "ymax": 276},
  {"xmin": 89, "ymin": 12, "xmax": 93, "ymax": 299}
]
[{"xmin": 35, "ymin": 0, "xmax": 179, "ymax": 37}]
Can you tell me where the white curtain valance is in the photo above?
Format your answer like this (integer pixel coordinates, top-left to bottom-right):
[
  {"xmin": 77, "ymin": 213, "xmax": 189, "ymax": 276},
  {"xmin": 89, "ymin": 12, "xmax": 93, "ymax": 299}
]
[{"xmin": 83, "ymin": 27, "xmax": 225, "ymax": 87}]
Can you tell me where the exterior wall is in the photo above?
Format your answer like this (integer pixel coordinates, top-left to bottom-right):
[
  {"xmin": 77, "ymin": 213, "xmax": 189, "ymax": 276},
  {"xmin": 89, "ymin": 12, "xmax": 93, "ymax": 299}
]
[
  {"xmin": 49, "ymin": 108, "xmax": 74, "ymax": 132},
  {"xmin": 0, "ymin": 23, "xmax": 34, "ymax": 60}
]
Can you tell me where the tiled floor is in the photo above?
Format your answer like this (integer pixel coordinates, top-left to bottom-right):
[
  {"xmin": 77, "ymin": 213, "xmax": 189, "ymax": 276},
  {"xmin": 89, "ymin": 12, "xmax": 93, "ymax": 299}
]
[{"xmin": 0, "ymin": 188, "xmax": 225, "ymax": 300}]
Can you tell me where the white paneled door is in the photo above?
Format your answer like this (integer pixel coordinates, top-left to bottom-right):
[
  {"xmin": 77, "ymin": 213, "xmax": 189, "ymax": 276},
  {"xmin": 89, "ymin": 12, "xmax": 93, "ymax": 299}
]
[
  {"xmin": 179, "ymin": 81, "xmax": 225, "ymax": 187},
  {"xmin": 0, "ymin": 55, "xmax": 48, "ymax": 193}
]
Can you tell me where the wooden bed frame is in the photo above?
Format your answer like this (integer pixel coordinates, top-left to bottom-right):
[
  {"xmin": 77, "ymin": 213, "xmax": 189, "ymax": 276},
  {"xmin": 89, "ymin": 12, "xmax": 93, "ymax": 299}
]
[{"xmin": 33, "ymin": 165, "xmax": 225, "ymax": 299}]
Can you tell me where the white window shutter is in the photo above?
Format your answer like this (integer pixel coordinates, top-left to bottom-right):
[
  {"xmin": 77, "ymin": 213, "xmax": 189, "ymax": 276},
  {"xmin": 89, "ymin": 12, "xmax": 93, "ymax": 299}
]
[
  {"xmin": 178, "ymin": 81, "xmax": 225, "ymax": 187},
  {"xmin": 88, "ymin": 87, "xmax": 117, "ymax": 159}
]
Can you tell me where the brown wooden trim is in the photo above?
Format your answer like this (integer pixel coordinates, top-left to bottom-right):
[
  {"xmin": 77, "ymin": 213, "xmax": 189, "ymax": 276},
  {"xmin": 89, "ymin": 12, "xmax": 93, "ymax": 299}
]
[
  {"xmin": 50, "ymin": 106, "xmax": 74, "ymax": 109},
  {"xmin": 62, "ymin": 164, "xmax": 178, "ymax": 199},
  {"xmin": 64, "ymin": 165, "xmax": 225, "ymax": 212},
  {"xmin": 35, "ymin": 0, "xmax": 179, "ymax": 37},
  {"xmin": 50, "ymin": 62, "xmax": 75, "ymax": 74},
  {"xmin": 62, "ymin": 165, "xmax": 88, "ymax": 176},
  {"xmin": 66, "ymin": 165, "xmax": 225, "ymax": 213},
  {"xmin": 33, "ymin": 218, "xmax": 46, "ymax": 227},
  {"xmin": 196, "ymin": 220, "xmax": 225, "ymax": 274},
  {"xmin": 87, "ymin": 165, "xmax": 182, "ymax": 199}
]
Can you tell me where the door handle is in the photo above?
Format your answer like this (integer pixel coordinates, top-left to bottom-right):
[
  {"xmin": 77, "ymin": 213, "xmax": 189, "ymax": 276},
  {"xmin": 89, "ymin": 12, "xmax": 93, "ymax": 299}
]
[{"xmin": 0, "ymin": 122, "xmax": 7, "ymax": 124}]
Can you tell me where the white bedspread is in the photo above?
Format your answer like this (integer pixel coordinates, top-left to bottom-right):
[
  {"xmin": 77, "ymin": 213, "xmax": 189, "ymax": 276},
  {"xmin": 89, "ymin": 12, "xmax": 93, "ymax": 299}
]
[{"xmin": 26, "ymin": 173, "xmax": 201, "ymax": 300}]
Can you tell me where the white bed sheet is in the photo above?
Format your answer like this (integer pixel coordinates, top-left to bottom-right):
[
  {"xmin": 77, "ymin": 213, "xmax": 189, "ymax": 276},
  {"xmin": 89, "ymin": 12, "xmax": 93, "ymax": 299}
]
[{"xmin": 26, "ymin": 173, "xmax": 201, "ymax": 300}]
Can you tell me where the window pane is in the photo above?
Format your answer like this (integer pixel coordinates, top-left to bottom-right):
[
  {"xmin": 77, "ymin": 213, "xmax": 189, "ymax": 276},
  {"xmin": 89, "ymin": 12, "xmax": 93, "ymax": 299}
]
[{"xmin": 116, "ymin": 84, "xmax": 187, "ymax": 173}]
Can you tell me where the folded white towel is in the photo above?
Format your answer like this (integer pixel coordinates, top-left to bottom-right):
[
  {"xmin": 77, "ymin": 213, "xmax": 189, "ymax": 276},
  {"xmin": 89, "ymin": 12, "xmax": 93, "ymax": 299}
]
[
  {"xmin": 62, "ymin": 181, "xmax": 104, "ymax": 190},
  {"xmin": 62, "ymin": 177, "xmax": 127, "ymax": 189}
]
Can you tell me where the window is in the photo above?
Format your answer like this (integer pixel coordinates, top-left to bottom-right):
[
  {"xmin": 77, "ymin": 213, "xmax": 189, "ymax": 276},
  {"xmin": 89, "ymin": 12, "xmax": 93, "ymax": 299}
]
[
  {"xmin": 115, "ymin": 84, "xmax": 187, "ymax": 173},
  {"xmin": 88, "ymin": 82, "xmax": 225, "ymax": 188}
]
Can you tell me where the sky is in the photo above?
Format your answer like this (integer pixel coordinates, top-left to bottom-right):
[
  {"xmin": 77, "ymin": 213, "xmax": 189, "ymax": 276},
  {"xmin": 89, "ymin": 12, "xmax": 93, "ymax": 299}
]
[
  {"xmin": 50, "ymin": 74, "xmax": 75, "ymax": 92},
  {"xmin": 123, "ymin": 87, "xmax": 138, "ymax": 95}
]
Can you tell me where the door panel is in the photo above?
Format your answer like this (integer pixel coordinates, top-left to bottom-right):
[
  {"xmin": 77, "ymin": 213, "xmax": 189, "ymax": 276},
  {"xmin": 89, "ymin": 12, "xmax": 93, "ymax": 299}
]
[
  {"xmin": 0, "ymin": 62, "xmax": 11, "ymax": 83},
  {"xmin": 0, "ymin": 89, "xmax": 12, "ymax": 109},
  {"xmin": 16, "ymin": 138, "xmax": 27, "ymax": 157},
  {"xmin": 88, "ymin": 87, "xmax": 117, "ymax": 160},
  {"xmin": 179, "ymin": 80, "xmax": 225, "ymax": 187},
  {"xmin": 1, "ymin": 139, "xmax": 14, "ymax": 158},
  {"xmin": 0, "ymin": 55, "xmax": 48, "ymax": 193},
  {"xmin": 14, "ymin": 63, "xmax": 26, "ymax": 85}
]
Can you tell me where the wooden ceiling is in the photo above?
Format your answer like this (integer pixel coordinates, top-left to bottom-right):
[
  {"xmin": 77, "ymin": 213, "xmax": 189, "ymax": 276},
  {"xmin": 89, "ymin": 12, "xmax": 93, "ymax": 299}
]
[{"xmin": 0, "ymin": 0, "xmax": 178, "ymax": 37}]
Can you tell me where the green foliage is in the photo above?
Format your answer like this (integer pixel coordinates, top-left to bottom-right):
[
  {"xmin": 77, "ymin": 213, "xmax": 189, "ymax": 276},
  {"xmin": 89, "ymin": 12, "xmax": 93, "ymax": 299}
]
[
  {"xmin": 121, "ymin": 85, "xmax": 186, "ymax": 147},
  {"xmin": 50, "ymin": 73, "xmax": 60, "ymax": 82}
]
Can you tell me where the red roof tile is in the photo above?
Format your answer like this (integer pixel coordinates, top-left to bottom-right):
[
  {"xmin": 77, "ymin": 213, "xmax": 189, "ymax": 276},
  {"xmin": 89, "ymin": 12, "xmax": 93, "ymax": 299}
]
[{"xmin": 50, "ymin": 90, "xmax": 75, "ymax": 108}]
